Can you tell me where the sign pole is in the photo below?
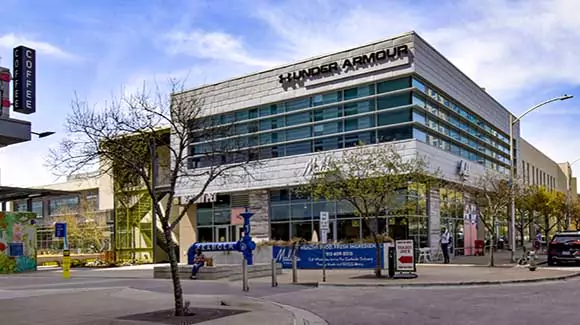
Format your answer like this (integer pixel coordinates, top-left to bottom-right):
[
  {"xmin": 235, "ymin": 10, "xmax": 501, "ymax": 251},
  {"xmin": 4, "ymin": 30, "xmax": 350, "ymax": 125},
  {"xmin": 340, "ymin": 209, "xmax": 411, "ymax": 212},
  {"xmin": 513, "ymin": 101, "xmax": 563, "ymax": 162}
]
[{"xmin": 320, "ymin": 211, "xmax": 329, "ymax": 282}]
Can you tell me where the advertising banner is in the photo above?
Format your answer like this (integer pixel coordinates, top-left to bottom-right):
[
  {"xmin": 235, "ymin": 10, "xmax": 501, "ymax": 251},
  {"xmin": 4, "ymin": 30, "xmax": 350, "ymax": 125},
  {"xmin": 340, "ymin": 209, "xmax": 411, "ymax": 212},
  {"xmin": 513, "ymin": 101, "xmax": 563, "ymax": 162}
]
[{"xmin": 272, "ymin": 243, "xmax": 385, "ymax": 269}]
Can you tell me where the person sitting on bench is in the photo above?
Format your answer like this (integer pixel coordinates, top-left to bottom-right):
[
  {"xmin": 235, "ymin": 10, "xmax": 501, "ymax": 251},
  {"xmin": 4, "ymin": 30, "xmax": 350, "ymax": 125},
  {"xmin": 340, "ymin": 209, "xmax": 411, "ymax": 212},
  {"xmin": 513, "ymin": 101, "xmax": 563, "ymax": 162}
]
[{"xmin": 190, "ymin": 248, "xmax": 206, "ymax": 280}]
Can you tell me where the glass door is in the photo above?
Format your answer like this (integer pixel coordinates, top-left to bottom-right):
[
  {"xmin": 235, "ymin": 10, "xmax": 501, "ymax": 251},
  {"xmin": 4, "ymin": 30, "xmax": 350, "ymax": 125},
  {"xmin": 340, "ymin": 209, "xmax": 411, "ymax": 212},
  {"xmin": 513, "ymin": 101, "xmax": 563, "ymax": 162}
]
[{"xmin": 215, "ymin": 226, "xmax": 229, "ymax": 242}]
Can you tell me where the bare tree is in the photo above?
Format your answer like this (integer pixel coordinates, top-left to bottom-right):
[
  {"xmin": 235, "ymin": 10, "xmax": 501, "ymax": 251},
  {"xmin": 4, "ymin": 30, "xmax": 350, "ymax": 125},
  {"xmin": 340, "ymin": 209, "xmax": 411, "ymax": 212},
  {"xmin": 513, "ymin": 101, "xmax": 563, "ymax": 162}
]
[
  {"xmin": 467, "ymin": 172, "xmax": 512, "ymax": 267},
  {"xmin": 47, "ymin": 80, "xmax": 257, "ymax": 316},
  {"xmin": 298, "ymin": 144, "xmax": 438, "ymax": 277}
]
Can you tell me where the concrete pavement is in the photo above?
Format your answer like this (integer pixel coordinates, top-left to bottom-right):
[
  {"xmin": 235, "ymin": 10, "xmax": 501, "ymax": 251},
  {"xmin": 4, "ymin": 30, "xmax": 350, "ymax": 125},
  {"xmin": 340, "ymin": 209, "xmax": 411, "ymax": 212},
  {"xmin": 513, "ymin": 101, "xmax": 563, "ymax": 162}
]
[{"xmin": 252, "ymin": 264, "xmax": 580, "ymax": 287}]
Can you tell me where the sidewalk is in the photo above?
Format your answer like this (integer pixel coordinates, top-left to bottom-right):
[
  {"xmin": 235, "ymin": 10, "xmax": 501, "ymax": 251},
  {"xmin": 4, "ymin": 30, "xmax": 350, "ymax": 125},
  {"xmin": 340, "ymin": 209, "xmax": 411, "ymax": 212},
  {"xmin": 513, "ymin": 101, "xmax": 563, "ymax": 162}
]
[
  {"xmin": 441, "ymin": 249, "xmax": 547, "ymax": 267},
  {"xmin": 0, "ymin": 286, "xmax": 324, "ymax": 325},
  {"xmin": 254, "ymin": 265, "xmax": 580, "ymax": 287}
]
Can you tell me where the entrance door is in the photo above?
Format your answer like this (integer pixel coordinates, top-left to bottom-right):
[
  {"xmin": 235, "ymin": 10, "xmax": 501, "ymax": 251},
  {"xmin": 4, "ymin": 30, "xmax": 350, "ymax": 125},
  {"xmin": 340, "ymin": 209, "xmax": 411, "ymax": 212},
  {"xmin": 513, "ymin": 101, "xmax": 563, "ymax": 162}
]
[{"xmin": 215, "ymin": 226, "xmax": 229, "ymax": 242}]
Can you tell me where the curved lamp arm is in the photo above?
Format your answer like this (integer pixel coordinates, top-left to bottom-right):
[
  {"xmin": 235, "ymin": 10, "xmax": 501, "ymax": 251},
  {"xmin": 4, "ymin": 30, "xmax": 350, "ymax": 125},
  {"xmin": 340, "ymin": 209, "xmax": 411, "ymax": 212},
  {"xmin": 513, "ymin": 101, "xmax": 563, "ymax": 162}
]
[{"xmin": 513, "ymin": 95, "xmax": 573, "ymax": 125}]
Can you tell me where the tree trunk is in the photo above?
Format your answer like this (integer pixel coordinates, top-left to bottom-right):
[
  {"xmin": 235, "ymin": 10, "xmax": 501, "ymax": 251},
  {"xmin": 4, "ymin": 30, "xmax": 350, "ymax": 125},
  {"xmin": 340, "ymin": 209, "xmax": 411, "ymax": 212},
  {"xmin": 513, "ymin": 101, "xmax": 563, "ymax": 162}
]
[
  {"xmin": 518, "ymin": 221, "xmax": 525, "ymax": 247},
  {"xmin": 488, "ymin": 239, "xmax": 495, "ymax": 267},
  {"xmin": 164, "ymin": 226, "xmax": 184, "ymax": 316},
  {"xmin": 373, "ymin": 233, "xmax": 382, "ymax": 277}
]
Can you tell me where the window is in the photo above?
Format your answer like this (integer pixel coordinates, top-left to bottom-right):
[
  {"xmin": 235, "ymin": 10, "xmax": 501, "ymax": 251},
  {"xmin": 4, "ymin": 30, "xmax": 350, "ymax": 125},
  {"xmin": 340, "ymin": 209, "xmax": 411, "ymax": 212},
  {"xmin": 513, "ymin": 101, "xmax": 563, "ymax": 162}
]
[
  {"xmin": 343, "ymin": 100, "xmax": 374, "ymax": 116},
  {"xmin": 377, "ymin": 126, "xmax": 412, "ymax": 143},
  {"xmin": 412, "ymin": 94, "xmax": 426, "ymax": 108},
  {"xmin": 313, "ymin": 91, "xmax": 341, "ymax": 106},
  {"xmin": 260, "ymin": 132, "xmax": 284, "ymax": 145},
  {"xmin": 413, "ymin": 110, "xmax": 426, "ymax": 124},
  {"xmin": 285, "ymin": 141, "xmax": 311, "ymax": 156},
  {"xmin": 286, "ymin": 112, "xmax": 311, "ymax": 126},
  {"xmin": 49, "ymin": 196, "xmax": 80, "ymax": 215},
  {"xmin": 345, "ymin": 116, "xmax": 375, "ymax": 132},
  {"xmin": 235, "ymin": 110, "xmax": 248, "ymax": 121},
  {"xmin": 286, "ymin": 127, "xmax": 311, "ymax": 141},
  {"xmin": 345, "ymin": 131, "xmax": 376, "ymax": 147},
  {"xmin": 285, "ymin": 98, "xmax": 310, "ymax": 112},
  {"xmin": 344, "ymin": 85, "xmax": 374, "ymax": 101},
  {"xmin": 314, "ymin": 136, "xmax": 343, "ymax": 152},
  {"xmin": 378, "ymin": 108, "xmax": 412, "ymax": 126},
  {"xmin": 271, "ymin": 205, "xmax": 290, "ymax": 221},
  {"xmin": 260, "ymin": 104, "xmax": 282, "ymax": 117},
  {"xmin": 260, "ymin": 146, "xmax": 283, "ymax": 159},
  {"xmin": 413, "ymin": 128, "xmax": 427, "ymax": 142},
  {"xmin": 271, "ymin": 223, "xmax": 290, "ymax": 240},
  {"xmin": 314, "ymin": 106, "xmax": 341, "ymax": 121},
  {"xmin": 377, "ymin": 77, "xmax": 411, "ymax": 93},
  {"xmin": 412, "ymin": 78, "xmax": 426, "ymax": 92},
  {"xmin": 84, "ymin": 190, "xmax": 99, "ymax": 211},
  {"xmin": 377, "ymin": 93, "xmax": 411, "ymax": 110},
  {"xmin": 313, "ymin": 122, "xmax": 342, "ymax": 136}
]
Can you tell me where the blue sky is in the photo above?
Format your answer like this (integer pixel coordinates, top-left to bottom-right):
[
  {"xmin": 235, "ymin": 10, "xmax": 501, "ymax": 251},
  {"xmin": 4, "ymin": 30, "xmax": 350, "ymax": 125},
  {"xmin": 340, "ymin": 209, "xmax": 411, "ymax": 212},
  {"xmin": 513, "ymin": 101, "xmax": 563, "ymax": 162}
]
[{"xmin": 1, "ymin": 0, "xmax": 579, "ymax": 187}]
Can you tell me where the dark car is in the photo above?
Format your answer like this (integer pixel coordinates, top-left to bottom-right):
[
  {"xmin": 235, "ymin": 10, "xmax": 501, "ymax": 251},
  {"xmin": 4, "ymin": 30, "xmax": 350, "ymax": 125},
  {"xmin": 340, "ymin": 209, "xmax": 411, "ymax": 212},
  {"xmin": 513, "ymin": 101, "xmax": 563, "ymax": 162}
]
[{"xmin": 547, "ymin": 231, "xmax": 580, "ymax": 266}]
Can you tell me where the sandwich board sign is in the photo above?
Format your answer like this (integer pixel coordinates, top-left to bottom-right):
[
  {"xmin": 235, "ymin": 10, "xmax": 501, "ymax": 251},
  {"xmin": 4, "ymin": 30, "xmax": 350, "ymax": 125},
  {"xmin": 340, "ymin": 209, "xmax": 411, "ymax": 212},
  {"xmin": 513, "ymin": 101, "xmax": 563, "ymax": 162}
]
[{"xmin": 395, "ymin": 239, "xmax": 416, "ymax": 272}]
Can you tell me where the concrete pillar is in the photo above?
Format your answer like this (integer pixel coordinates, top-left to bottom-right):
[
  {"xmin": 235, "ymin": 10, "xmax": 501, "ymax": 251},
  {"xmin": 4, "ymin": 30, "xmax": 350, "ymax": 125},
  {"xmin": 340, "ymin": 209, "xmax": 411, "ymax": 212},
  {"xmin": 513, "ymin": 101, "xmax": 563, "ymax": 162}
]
[
  {"xmin": 248, "ymin": 190, "xmax": 270, "ymax": 240},
  {"xmin": 427, "ymin": 187, "xmax": 441, "ymax": 251},
  {"xmin": 178, "ymin": 204, "xmax": 197, "ymax": 259}
]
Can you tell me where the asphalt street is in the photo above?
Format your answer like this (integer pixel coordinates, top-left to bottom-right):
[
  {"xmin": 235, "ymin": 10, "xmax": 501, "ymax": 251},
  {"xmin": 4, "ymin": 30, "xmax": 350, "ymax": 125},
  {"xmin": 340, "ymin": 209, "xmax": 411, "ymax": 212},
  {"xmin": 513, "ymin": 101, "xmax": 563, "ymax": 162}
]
[{"xmin": 2, "ymin": 267, "xmax": 580, "ymax": 324}]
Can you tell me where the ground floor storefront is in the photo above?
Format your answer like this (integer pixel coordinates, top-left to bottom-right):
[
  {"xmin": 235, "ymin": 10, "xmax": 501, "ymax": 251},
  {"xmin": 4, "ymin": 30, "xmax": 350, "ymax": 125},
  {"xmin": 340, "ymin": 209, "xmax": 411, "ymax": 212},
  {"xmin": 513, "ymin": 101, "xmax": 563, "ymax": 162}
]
[{"xmin": 182, "ymin": 184, "xmax": 485, "ymax": 255}]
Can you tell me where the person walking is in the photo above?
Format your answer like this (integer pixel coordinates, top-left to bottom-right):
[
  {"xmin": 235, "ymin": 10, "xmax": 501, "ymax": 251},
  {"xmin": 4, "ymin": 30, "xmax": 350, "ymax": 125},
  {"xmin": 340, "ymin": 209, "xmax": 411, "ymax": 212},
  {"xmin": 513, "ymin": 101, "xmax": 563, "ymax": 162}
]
[
  {"xmin": 190, "ymin": 248, "xmax": 206, "ymax": 280},
  {"xmin": 440, "ymin": 227, "xmax": 451, "ymax": 264}
]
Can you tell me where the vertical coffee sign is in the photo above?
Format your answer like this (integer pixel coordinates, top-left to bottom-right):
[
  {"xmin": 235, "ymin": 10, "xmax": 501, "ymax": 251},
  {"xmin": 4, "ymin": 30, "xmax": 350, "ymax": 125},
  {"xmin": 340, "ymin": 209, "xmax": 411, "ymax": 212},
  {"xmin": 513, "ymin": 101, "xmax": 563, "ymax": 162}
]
[{"xmin": 13, "ymin": 46, "xmax": 36, "ymax": 114}]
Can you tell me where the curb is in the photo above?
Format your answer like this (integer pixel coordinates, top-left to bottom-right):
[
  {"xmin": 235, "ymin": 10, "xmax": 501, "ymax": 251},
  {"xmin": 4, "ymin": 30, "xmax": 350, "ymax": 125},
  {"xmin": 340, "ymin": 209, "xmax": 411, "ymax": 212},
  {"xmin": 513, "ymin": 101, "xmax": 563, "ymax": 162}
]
[
  {"xmin": 313, "ymin": 271, "xmax": 580, "ymax": 288},
  {"xmin": 247, "ymin": 297, "xmax": 328, "ymax": 325}
]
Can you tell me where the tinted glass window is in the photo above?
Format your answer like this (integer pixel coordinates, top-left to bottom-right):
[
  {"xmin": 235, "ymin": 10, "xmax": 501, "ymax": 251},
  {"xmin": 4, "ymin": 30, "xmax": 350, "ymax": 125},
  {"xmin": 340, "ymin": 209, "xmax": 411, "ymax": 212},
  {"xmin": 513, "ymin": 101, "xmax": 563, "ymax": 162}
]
[
  {"xmin": 377, "ymin": 93, "xmax": 411, "ymax": 110},
  {"xmin": 344, "ymin": 85, "xmax": 375, "ymax": 101},
  {"xmin": 377, "ymin": 77, "xmax": 411, "ymax": 93}
]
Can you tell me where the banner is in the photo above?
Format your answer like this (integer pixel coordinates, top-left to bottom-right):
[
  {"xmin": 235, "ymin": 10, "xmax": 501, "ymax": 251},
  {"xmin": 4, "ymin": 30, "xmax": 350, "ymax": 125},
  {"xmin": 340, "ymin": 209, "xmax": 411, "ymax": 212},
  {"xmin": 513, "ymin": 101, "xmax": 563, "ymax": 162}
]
[{"xmin": 272, "ymin": 243, "xmax": 386, "ymax": 269}]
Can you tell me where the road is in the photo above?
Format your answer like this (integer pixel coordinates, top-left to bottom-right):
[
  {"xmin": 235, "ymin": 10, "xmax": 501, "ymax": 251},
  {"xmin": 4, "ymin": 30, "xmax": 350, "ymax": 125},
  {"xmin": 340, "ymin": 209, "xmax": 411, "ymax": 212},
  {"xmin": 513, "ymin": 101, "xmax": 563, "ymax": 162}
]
[{"xmin": 2, "ymin": 267, "xmax": 580, "ymax": 324}]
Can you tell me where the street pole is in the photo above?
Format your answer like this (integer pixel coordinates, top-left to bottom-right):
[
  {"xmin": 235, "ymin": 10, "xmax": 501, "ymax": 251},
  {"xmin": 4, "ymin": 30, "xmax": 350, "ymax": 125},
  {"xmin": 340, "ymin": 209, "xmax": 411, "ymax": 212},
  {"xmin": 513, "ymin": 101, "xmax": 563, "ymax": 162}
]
[
  {"xmin": 509, "ymin": 114, "xmax": 516, "ymax": 262},
  {"xmin": 508, "ymin": 95, "xmax": 573, "ymax": 262}
]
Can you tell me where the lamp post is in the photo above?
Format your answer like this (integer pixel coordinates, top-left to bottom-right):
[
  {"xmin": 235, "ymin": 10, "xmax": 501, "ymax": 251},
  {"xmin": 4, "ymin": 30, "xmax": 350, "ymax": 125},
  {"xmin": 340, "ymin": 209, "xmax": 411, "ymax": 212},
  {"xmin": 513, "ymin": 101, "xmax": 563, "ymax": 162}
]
[{"xmin": 509, "ymin": 95, "xmax": 573, "ymax": 261}]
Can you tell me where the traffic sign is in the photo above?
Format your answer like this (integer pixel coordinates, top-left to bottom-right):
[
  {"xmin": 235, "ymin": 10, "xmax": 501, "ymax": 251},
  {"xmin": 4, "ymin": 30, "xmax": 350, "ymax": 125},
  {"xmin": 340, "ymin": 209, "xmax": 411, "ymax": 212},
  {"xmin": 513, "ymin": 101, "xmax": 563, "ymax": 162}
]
[
  {"xmin": 319, "ymin": 212, "xmax": 329, "ymax": 244},
  {"xmin": 319, "ymin": 212, "xmax": 329, "ymax": 230},
  {"xmin": 395, "ymin": 239, "xmax": 415, "ymax": 272},
  {"xmin": 55, "ymin": 223, "xmax": 67, "ymax": 238}
]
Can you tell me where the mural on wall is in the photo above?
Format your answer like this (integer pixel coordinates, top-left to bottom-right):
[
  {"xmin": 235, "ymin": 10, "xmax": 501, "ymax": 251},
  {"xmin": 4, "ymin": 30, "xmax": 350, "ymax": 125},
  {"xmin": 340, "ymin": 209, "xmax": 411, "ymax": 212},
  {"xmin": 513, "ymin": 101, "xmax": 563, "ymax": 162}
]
[{"xmin": 0, "ymin": 212, "xmax": 37, "ymax": 273}]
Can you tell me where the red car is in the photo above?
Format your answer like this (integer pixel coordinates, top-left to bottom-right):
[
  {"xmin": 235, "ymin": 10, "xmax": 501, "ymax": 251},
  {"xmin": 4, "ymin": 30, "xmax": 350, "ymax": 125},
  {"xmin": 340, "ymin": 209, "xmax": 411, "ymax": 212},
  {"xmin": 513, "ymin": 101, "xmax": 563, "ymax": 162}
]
[{"xmin": 547, "ymin": 231, "xmax": 580, "ymax": 266}]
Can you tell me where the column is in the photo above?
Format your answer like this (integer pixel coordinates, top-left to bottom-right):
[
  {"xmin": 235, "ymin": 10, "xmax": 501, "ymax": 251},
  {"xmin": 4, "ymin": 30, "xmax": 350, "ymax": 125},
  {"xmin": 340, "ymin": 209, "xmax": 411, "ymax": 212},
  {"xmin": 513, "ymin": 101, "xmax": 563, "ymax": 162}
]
[
  {"xmin": 427, "ymin": 187, "xmax": 441, "ymax": 252},
  {"xmin": 248, "ymin": 190, "xmax": 269, "ymax": 240},
  {"xmin": 178, "ymin": 205, "xmax": 197, "ymax": 259}
]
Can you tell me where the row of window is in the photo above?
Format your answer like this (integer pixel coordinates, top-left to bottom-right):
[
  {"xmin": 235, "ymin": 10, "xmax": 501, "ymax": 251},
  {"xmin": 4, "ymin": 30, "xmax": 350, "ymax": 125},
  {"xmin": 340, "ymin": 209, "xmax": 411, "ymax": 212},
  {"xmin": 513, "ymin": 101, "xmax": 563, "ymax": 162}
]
[
  {"xmin": 190, "ymin": 105, "xmax": 417, "ymax": 156},
  {"xmin": 188, "ymin": 126, "xmax": 414, "ymax": 168},
  {"xmin": 13, "ymin": 191, "xmax": 100, "ymax": 217},
  {"xmin": 424, "ymin": 131, "xmax": 509, "ymax": 174},
  {"xmin": 412, "ymin": 78, "xmax": 510, "ymax": 145},
  {"xmin": 422, "ymin": 115, "xmax": 510, "ymax": 165},
  {"xmin": 412, "ymin": 94, "xmax": 510, "ymax": 156},
  {"xmin": 521, "ymin": 160, "xmax": 557, "ymax": 190},
  {"xmin": 204, "ymin": 79, "xmax": 411, "ymax": 126}
]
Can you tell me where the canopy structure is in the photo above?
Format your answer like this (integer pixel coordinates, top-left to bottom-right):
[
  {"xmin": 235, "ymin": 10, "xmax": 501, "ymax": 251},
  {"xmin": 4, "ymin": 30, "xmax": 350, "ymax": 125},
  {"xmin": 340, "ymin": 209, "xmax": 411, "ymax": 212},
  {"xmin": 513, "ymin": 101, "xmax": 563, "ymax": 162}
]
[{"xmin": 0, "ymin": 185, "xmax": 80, "ymax": 209}]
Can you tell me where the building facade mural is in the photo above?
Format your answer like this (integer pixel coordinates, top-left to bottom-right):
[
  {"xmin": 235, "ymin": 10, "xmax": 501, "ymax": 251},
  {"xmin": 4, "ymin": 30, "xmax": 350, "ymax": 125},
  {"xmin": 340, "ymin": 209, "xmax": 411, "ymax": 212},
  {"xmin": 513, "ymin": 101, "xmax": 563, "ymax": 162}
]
[{"xmin": 0, "ymin": 212, "xmax": 37, "ymax": 273}]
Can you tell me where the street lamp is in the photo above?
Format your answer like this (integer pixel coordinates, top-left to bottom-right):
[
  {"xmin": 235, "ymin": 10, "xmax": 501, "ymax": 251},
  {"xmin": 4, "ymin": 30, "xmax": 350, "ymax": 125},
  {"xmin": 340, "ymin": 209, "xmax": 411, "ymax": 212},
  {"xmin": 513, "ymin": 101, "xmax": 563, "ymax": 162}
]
[
  {"xmin": 509, "ymin": 94, "xmax": 573, "ymax": 261},
  {"xmin": 31, "ymin": 131, "xmax": 55, "ymax": 138}
]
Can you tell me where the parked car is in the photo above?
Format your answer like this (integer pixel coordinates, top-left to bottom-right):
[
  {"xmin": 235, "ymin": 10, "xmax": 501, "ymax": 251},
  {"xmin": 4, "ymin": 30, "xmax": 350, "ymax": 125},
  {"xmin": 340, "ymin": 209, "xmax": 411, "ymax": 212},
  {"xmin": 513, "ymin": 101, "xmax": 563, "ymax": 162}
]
[{"xmin": 547, "ymin": 231, "xmax": 580, "ymax": 266}]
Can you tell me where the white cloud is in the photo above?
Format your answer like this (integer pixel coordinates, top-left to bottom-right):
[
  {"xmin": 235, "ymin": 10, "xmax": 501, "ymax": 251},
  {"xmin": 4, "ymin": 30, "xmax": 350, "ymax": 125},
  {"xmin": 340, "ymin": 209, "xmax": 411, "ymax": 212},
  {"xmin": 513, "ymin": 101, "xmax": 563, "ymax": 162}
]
[
  {"xmin": 0, "ymin": 33, "xmax": 77, "ymax": 60},
  {"xmin": 164, "ymin": 30, "xmax": 282, "ymax": 68}
]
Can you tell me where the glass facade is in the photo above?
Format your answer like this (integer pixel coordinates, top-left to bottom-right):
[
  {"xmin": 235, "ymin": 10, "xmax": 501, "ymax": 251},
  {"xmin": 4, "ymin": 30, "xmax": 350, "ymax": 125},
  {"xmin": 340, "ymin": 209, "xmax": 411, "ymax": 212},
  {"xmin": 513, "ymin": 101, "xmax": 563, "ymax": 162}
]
[
  {"xmin": 269, "ymin": 184, "xmax": 430, "ymax": 247},
  {"xmin": 187, "ymin": 75, "xmax": 511, "ymax": 174},
  {"xmin": 411, "ymin": 77, "xmax": 511, "ymax": 174},
  {"xmin": 188, "ymin": 77, "xmax": 419, "ymax": 169}
]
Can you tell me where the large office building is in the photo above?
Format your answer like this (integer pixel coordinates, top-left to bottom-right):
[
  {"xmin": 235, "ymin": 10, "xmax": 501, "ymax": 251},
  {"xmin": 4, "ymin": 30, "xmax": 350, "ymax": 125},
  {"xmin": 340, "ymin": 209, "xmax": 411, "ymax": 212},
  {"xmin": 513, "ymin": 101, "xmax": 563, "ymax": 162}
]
[{"xmin": 172, "ymin": 31, "xmax": 519, "ymax": 254}]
